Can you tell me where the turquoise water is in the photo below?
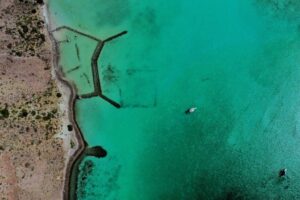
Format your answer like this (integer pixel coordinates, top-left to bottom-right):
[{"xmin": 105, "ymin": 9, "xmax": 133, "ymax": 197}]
[{"xmin": 48, "ymin": 0, "xmax": 300, "ymax": 199}]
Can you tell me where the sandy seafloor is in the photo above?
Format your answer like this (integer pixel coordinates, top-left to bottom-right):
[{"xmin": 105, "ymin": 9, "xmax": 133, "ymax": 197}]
[{"xmin": 49, "ymin": 0, "xmax": 300, "ymax": 199}]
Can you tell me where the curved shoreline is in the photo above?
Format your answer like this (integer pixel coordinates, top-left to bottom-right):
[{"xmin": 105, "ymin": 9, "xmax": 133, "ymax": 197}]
[
  {"xmin": 49, "ymin": 31, "xmax": 86, "ymax": 200},
  {"xmin": 51, "ymin": 25, "xmax": 127, "ymax": 109},
  {"xmin": 44, "ymin": 2, "xmax": 128, "ymax": 198},
  {"xmin": 44, "ymin": 5, "xmax": 87, "ymax": 200}
]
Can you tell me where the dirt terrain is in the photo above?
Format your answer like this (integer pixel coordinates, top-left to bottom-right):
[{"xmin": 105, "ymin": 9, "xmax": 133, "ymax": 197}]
[{"xmin": 0, "ymin": 0, "xmax": 73, "ymax": 199}]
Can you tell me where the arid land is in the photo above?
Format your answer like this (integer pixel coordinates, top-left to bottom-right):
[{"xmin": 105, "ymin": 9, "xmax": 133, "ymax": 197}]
[{"xmin": 0, "ymin": 0, "xmax": 79, "ymax": 199}]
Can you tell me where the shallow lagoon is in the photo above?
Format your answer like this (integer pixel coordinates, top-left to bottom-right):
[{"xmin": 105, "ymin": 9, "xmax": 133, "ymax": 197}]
[{"xmin": 49, "ymin": 0, "xmax": 300, "ymax": 199}]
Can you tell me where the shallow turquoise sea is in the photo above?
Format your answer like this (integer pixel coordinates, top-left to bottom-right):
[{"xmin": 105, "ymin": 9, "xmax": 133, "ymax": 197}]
[{"xmin": 49, "ymin": 0, "xmax": 300, "ymax": 199}]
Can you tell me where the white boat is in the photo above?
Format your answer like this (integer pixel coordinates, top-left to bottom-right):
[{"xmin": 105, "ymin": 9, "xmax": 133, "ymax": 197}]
[{"xmin": 185, "ymin": 107, "xmax": 197, "ymax": 114}]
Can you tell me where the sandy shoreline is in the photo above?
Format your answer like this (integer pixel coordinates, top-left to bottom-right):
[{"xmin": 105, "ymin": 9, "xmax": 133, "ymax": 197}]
[{"xmin": 43, "ymin": 3, "xmax": 87, "ymax": 200}]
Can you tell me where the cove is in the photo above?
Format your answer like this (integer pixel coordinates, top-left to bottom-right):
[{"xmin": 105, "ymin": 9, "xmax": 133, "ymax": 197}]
[{"xmin": 48, "ymin": 0, "xmax": 300, "ymax": 199}]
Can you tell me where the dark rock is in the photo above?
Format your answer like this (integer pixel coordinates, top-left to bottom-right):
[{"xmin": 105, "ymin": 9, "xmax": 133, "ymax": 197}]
[
  {"xmin": 67, "ymin": 124, "xmax": 73, "ymax": 131},
  {"xmin": 89, "ymin": 146, "xmax": 107, "ymax": 158},
  {"xmin": 36, "ymin": 0, "xmax": 44, "ymax": 5}
]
